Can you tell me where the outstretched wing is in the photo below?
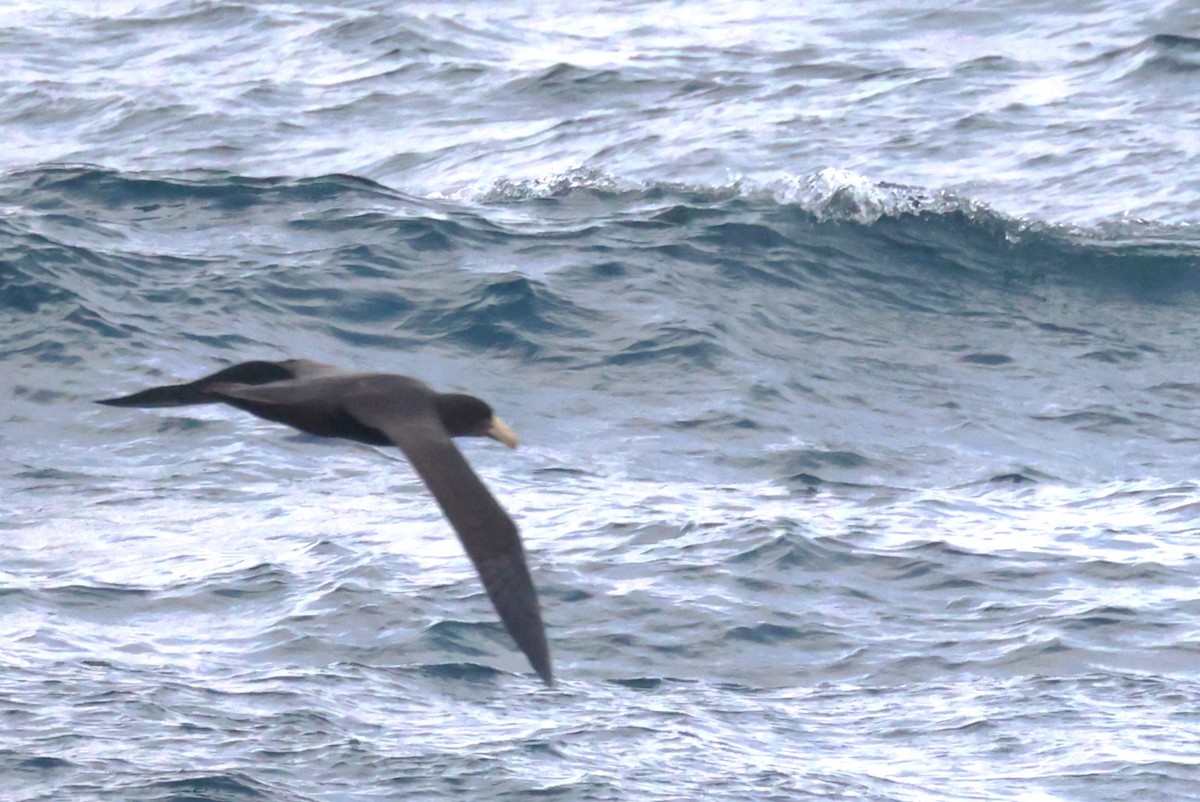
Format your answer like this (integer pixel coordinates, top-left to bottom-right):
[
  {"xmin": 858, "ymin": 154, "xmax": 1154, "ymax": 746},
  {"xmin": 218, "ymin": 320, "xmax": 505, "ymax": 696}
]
[
  {"xmin": 96, "ymin": 359, "xmax": 339, "ymax": 408},
  {"xmin": 348, "ymin": 397, "xmax": 553, "ymax": 686}
]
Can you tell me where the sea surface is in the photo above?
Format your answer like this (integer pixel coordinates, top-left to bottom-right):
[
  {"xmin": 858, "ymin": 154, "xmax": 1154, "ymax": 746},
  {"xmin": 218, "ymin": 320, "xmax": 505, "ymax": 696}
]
[{"xmin": 3, "ymin": 2, "xmax": 1200, "ymax": 801}]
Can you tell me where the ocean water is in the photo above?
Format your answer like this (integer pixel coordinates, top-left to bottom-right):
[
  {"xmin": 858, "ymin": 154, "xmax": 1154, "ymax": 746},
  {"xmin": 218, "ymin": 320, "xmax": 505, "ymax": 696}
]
[{"xmin": 3, "ymin": 2, "xmax": 1200, "ymax": 800}]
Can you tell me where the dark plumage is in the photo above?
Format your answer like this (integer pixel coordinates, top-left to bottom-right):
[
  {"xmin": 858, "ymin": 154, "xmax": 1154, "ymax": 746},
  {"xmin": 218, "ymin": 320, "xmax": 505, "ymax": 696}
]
[{"xmin": 97, "ymin": 358, "xmax": 552, "ymax": 686}]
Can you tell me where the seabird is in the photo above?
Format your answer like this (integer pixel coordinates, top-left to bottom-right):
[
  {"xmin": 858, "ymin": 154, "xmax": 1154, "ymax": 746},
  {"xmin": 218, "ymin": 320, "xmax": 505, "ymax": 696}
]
[{"xmin": 97, "ymin": 358, "xmax": 553, "ymax": 686}]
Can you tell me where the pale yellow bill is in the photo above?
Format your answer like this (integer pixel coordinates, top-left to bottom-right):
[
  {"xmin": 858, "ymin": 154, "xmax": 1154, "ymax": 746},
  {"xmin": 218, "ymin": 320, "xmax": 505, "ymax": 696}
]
[{"xmin": 488, "ymin": 415, "xmax": 519, "ymax": 448}]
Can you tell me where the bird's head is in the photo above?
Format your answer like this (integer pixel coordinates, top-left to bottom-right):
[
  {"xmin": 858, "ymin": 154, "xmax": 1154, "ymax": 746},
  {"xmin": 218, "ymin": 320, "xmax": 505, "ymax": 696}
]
[{"xmin": 435, "ymin": 393, "xmax": 519, "ymax": 448}]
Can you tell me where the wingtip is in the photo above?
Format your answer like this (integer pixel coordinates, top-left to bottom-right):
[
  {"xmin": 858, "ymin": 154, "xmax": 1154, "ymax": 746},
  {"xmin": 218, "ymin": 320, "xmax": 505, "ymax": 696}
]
[
  {"xmin": 92, "ymin": 383, "xmax": 210, "ymax": 408},
  {"xmin": 529, "ymin": 650, "xmax": 555, "ymax": 688},
  {"xmin": 474, "ymin": 553, "xmax": 554, "ymax": 689},
  {"xmin": 533, "ymin": 660, "xmax": 555, "ymax": 688}
]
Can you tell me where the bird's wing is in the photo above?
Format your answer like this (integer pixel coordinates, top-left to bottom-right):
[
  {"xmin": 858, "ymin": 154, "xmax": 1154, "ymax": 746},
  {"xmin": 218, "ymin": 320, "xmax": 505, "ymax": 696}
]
[
  {"xmin": 347, "ymin": 396, "xmax": 553, "ymax": 686},
  {"xmin": 96, "ymin": 359, "xmax": 337, "ymax": 408},
  {"xmin": 276, "ymin": 359, "xmax": 343, "ymax": 379}
]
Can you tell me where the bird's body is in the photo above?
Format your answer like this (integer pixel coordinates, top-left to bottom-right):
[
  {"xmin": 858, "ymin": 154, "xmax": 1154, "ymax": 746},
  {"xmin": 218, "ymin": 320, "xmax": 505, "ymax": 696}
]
[{"xmin": 98, "ymin": 359, "xmax": 552, "ymax": 686}]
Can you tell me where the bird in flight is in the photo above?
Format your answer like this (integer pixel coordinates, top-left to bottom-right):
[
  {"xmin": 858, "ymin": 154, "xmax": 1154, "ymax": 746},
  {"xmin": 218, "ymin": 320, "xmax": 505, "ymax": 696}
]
[{"xmin": 98, "ymin": 358, "xmax": 553, "ymax": 686}]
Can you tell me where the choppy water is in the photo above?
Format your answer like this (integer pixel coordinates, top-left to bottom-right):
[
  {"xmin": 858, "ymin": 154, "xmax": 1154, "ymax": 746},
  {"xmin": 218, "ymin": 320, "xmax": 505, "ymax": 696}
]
[{"xmin": 3, "ymin": 2, "xmax": 1200, "ymax": 801}]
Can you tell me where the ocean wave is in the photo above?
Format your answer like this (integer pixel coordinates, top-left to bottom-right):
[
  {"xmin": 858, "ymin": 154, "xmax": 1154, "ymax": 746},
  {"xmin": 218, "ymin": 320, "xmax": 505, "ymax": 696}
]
[
  {"xmin": 468, "ymin": 165, "xmax": 1200, "ymax": 279},
  {"xmin": 5, "ymin": 164, "xmax": 1200, "ymax": 420},
  {"xmin": 1091, "ymin": 33, "xmax": 1200, "ymax": 81}
]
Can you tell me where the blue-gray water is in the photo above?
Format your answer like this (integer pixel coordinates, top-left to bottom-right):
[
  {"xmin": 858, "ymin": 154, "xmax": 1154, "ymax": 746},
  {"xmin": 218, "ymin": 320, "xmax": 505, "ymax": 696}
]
[{"xmin": 3, "ymin": 3, "xmax": 1200, "ymax": 801}]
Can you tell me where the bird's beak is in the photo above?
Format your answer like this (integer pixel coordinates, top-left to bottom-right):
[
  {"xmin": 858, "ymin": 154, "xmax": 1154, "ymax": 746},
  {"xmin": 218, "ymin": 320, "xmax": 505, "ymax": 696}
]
[{"xmin": 488, "ymin": 416, "xmax": 519, "ymax": 449}]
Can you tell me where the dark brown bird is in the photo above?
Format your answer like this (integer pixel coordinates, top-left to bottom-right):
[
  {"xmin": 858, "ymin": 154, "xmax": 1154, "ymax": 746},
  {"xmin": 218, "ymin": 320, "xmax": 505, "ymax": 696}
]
[{"xmin": 97, "ymin": 358, "xmax": 552, "ymax": 686}]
